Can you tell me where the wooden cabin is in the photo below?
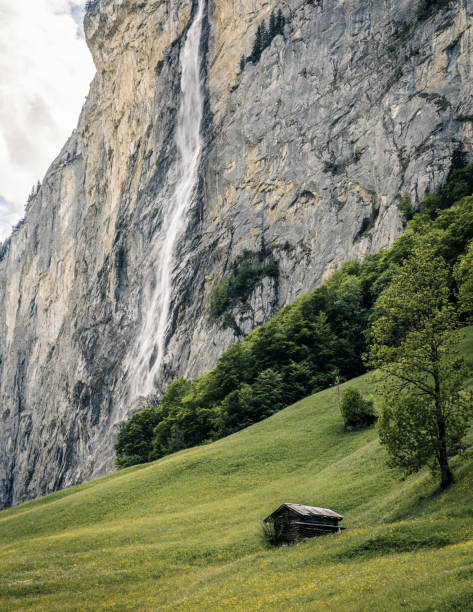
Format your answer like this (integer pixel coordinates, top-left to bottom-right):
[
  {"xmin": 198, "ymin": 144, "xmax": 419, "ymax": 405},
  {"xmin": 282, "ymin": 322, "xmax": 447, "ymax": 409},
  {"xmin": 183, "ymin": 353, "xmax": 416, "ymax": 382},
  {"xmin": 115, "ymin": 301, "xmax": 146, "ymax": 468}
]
[{"xmin": 264, "ymin": 503, "xmax": 345, "ymax": 543}]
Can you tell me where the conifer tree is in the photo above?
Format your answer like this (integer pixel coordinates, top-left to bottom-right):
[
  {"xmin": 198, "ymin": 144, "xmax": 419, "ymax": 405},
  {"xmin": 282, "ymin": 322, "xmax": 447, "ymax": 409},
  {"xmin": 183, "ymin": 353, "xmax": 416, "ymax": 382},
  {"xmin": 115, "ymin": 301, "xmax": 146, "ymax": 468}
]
[
  {"xmin": 250, "ymin": 24, "xmax": 263, "ymax": 63},
  {"xmin": 260, "ymin": 21, "xmax": 269, "ymax": 50},
  {"xmin": 269, "ymin": 12, "xmax": 277, "ymax": 39},
  {"xmin": 277, "ymin": 9, "xmax": 285, "ymax": 35}
]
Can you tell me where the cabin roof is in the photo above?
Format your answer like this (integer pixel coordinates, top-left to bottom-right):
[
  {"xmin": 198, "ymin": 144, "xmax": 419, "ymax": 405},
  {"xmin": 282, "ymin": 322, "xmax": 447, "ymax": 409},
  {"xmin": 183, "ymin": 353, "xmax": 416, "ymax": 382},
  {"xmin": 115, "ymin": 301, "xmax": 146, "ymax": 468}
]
[{"xmin": 265, "ymin": 503, "xmax": 343, "ymax": 521}]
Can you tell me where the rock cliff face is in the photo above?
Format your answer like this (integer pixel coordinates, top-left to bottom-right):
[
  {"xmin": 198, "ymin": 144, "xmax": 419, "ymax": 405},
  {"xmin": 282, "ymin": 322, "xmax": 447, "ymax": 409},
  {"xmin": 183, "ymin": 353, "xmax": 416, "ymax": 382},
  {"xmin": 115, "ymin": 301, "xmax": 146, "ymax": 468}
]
[{"xmin": 1, "ymin": 0, "xmax": 473, "ymax": 508}]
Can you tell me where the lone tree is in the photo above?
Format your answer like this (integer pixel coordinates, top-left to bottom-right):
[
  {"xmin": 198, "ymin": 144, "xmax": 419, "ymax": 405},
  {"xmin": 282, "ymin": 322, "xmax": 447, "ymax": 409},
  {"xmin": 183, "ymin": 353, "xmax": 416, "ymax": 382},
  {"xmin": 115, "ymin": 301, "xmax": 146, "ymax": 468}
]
[{"xmin": 367, "ymin": 245, "xmax": 472, "ymax": 489}]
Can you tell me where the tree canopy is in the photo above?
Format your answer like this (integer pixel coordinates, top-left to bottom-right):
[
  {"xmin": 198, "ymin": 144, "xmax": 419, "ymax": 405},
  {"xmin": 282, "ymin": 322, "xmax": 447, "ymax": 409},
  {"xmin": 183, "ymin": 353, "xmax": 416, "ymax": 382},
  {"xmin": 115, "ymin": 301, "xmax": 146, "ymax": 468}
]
[{"xmin": 367, "ymin": 245, "xmax": 472, "ymax": 488}]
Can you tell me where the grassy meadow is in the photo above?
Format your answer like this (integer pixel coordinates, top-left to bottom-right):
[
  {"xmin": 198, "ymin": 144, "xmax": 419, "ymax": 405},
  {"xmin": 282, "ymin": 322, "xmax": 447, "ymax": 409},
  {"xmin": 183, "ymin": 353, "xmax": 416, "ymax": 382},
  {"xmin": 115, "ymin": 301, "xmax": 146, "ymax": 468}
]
[{"xmin": 1, "ymin": 328, "xmax": 473, "ymax": 610}]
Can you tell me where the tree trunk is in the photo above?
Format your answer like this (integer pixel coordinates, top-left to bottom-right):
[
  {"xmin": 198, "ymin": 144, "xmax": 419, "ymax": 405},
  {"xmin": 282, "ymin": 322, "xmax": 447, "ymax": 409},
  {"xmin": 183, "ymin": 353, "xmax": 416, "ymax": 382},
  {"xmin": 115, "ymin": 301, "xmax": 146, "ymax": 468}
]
[
  {"xmin": 434, "ymin": 369, "xmax": 455, "ymax": 490},
  {"xmin": 438, "ymin": 417, "xmax": 454, "ymax": 489}
]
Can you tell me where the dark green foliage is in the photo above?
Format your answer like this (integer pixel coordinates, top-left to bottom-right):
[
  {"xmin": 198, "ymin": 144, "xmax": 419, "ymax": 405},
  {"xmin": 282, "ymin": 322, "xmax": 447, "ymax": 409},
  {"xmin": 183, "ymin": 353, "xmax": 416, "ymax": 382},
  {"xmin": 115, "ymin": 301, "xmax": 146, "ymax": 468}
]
[
  {"xmin": 398, "ymin": 194, "xmax": 414, "ymax": 222},
  {"xmin": 117, "ymin": 162, "xmax": 473, "ymax": 469},
  {"xmin": 247, "ymin": 10, "xmax": 286, "ymax": 66},
  {"xmin": 323, "ymin": 160, "xmax": 339, "ymax": 174},
  {"xmin": 209, "ymin": 248, "xmax": 279, "ymax": 324},
  {"xmin": 455, "ymin": 241, "xmax": 473, "ymax": 319},
  {"xmin": 452, "ymin": 146, "xmax": 468, "ymax": 171},
  {"xmin": 416, "ymin": 0, "xmax": 450, "ymax": 21},
  {"xmin": 368, "ymin": 246, "xmax": 473, "ymax": 488},
  {"xmin": 148, "ymin": 378, "xmax": 194, "ymax": 460},
  {"xmin": 420, "ymin": 164, "xmax": 473, "ymax": 219},
  {"xmin": 250, "ymin": 25, "xmax": 264, "ymax": 64},
  {"xmin": 340, "ymin": 388, "xmax": 377, "ymax": 429},
  {"xmin": 115, "ymin": 406, "xmax": 161, "ymax": 468},
  {"xmin": 323, "ymin": 150, "xmax": 363, "ymax": 176},
  {"xmin": 214, "ymin": 369, "xmax": 284, "ymax": 435}
]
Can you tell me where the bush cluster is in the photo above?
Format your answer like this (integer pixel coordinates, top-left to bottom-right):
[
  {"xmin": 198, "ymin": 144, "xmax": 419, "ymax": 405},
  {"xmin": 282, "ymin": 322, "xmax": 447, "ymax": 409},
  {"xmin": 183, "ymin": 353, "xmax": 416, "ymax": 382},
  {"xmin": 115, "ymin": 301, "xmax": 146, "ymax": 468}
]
[
  {"xmin": 116, "ymin": 161, "xmax": 473, "ymax": 469},
  {"xmin": 340, "ymin": 388, "xmax": 377, "ymax": 429}
]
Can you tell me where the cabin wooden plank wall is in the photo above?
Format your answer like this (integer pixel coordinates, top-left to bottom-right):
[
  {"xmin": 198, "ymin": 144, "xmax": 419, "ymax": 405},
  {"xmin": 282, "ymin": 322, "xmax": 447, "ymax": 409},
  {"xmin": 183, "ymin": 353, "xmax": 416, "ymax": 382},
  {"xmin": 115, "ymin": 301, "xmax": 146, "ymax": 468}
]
[{"xmin": 265, "ymin": 503, "xmax": 345, "ymax": 543}]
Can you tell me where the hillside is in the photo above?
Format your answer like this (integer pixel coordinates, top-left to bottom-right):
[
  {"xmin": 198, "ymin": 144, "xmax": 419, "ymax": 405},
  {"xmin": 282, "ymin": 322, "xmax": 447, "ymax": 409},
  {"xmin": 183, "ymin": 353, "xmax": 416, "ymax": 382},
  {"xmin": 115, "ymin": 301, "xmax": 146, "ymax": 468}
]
[
  {"xmin": 1, "ymin": 329, "xmax": 472, "ymax": 611},
  {"xmin": 2, "ymin": 0, "xmax": 473, "ymax": 509}
]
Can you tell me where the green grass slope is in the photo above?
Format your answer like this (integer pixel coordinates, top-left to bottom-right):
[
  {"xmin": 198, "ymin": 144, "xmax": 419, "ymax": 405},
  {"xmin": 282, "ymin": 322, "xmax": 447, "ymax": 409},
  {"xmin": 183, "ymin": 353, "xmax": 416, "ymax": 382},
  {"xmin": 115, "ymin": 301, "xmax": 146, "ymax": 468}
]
[{"xmin": 1, "ymin": 329, "xmax": 473, "ymax": 611}]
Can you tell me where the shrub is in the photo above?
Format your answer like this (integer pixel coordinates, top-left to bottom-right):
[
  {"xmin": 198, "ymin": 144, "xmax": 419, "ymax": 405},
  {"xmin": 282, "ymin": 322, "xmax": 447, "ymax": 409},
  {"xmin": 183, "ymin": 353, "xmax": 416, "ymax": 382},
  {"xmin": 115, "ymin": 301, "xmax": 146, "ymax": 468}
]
[
  {"xmin": 262, "ymin": 520, "xmax": 285, "ymax": 547},
  {"xmin": 340, "ymin": 388, "xmax": 377, "ymax": 429}
]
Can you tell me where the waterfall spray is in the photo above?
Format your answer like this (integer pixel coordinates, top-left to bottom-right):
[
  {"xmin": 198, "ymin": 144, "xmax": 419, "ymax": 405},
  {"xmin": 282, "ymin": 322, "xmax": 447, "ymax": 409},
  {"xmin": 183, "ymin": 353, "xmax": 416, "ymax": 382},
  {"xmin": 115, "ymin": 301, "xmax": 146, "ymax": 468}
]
[{"xmin": 129, "ymin": 0, "xmax": 205, "ymax": 399}]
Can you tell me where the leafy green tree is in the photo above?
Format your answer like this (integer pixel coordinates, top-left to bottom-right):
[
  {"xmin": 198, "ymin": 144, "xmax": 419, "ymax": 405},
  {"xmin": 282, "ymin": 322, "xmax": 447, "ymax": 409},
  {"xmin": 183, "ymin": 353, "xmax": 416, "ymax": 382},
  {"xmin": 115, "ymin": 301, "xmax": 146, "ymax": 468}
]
[
  {"xmin": 367, "ymin": 246, "xmax": 472, "ymax": 489},
  {"xmin": 215, "ymin": 368, "xmax": 283, "ymax": 434},
  {"xmin": 157, "ymin": 377, "xmax": 191, "ymax": 417},
  {"xmin": 150, "ymin": 399, "xmax": 216, "ymax": 460},
  {"xmin": 115, "ymin": 406, "xmax": 161, "ymax": 468},
  {"xmin": 340, "ymin": 387, "xmax": 376, "ymax": 429},
  {"xmin": 281, "ymin": 360, "xmax": 317, "ymax": 405},
  {"xmin": 251, "ymin": 368, "xmax": 284, "ymax": 417},
  {"xmin": 323, "ymin": 272, "xmax": 368, "ymax": 378},
  {"xmin": 204, "ymin": 341, "xmax": 253, "ymax": 402},
  {"xmin": 455, "ymin": 240, "xmax": 473, "ymax": 319},
  {"xmin": 399, "ymin": 194, "xmax": 414, "ymax": 222}
]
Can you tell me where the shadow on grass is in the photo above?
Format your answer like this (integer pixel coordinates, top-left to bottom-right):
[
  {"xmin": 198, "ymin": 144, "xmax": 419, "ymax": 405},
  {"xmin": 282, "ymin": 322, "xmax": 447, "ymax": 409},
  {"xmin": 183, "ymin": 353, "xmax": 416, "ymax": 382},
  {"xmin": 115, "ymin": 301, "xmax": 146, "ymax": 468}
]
[
  {"xmin": 424, "ymin": 588, "xmax": 473, "ymax": 611},
  {"xmin": 336, "ymin": 531, "xmax": 454, "ymax": 560}
]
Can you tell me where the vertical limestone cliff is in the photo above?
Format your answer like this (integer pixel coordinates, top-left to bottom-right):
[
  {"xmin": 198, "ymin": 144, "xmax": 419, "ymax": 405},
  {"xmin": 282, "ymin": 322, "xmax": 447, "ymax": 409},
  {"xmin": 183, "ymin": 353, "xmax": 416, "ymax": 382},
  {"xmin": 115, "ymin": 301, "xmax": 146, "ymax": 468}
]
[{"xmin": 1, "ymin": 0, "xmax": 473, "ymax": 507}]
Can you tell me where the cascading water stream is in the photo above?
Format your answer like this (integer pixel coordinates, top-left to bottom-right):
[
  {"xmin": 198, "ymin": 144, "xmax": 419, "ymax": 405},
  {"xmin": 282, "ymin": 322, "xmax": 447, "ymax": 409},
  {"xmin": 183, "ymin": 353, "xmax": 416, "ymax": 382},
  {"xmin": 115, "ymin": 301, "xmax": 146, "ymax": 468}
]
[{"xmin": 128, "ymin": 0, "xmax": 205, "ymax": 399}]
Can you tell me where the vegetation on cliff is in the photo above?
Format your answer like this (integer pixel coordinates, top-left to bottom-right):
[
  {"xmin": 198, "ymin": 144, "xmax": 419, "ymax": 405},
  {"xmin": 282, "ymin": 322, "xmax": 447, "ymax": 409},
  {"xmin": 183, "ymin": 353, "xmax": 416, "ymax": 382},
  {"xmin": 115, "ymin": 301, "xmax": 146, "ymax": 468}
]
[
  {"xmin": 240, "ymin": 9, "xmax": 286, "ymax": 71},
  {"xmin": 208, "ymin": 246, "xmax": 279, "ymax": 334},
  {"xmin": 416, "ymin": 0, "xmax": 451, "ymax": 22},
  {"xmin": 116, "ymin": 163, "xmax": 473, "ymax": 469}
]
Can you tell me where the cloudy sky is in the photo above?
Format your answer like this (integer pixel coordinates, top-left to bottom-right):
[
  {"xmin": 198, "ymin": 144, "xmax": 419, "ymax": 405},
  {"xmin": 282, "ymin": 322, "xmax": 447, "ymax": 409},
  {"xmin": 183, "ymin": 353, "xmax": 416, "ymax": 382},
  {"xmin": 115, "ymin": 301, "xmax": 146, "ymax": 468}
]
[{"xmin": 0, "ymin": 0, "xmax": 95, "ymax": 241}]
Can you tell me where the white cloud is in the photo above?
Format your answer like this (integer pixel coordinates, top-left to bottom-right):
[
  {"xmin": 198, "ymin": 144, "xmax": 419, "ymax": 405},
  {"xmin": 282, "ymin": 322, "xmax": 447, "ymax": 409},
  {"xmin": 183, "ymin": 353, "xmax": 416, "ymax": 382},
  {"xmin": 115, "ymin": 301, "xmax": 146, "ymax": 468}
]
[
  {"xmin": 0, "ymin": 0, "xmax": 95, "ymax": 241},
  {"xmin": 0, "ymin": 196, "xmax": 21, "ymax": 243}
]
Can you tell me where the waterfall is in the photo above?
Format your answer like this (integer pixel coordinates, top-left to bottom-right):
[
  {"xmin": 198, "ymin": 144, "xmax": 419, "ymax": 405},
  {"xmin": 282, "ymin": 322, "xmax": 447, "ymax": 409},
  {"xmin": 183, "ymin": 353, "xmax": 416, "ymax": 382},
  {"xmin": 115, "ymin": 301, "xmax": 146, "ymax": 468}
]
[{"xmin": 129, "ymin": 0, "xmax": 205, "ymax": 399}]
